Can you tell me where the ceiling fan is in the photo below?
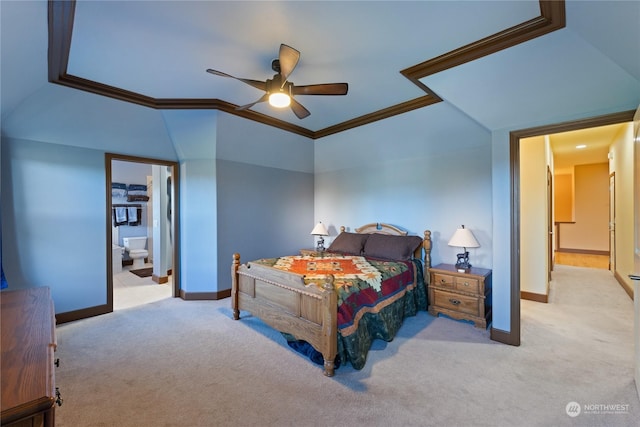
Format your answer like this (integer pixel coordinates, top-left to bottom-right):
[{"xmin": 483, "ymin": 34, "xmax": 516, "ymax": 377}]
[{"xmin": 206, "ymin": 44, "xmax": 348, "ymax": 119}]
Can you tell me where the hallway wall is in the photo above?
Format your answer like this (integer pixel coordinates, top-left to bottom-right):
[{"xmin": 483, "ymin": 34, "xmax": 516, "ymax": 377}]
[{"xmin": 558, "ymin": 162, "xmax": 609, "ymax": 252}]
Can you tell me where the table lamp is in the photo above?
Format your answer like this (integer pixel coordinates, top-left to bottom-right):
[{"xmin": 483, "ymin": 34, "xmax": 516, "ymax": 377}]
[
  {"xmin": 448, "ymin": 225, "xmax": 480, "ymax": 271},
  {"xmin": 310, "ymin": 222, "xmax": 329, "ymax": 251}
]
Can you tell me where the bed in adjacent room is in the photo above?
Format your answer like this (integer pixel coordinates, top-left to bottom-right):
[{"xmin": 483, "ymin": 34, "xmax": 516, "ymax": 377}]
[{"xmin": 230, "ymin": 223, "xmax": 432, "ymax": 376}]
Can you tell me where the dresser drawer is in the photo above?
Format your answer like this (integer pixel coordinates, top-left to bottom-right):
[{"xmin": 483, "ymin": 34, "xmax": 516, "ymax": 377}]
[
  {"xmin": 454, "ymin": 276, "xmax": 480, "ymax": 294},
  {"xmin": 432, "ymin": 289, "xmax": 480, "ymax": 316},
  {"xmin": 432, "ymin": 273, "xmax": 454, "ymax": 289}
]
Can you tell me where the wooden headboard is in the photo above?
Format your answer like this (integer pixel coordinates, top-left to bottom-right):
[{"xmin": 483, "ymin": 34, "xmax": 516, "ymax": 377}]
[{"xmin": 355, "ymin": 222, "xmax": 407, "ymax": 235}]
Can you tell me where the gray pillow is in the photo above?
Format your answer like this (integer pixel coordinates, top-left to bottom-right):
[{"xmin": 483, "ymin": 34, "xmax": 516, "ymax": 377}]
[
  {"xmin": 362, "ymin": 233, "xmax": 422, "ymax": 261},
  {"xmin": 327, "ymin": 232, "xmax": 370, "ymax": 255}
]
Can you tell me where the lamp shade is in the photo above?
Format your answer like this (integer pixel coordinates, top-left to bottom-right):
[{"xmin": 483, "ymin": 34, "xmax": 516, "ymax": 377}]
[
  {"xmin": 310, "ymin": 222, "xmax": 329, "ymax": 236},
  {"xmin": 448, "ymin": 226, "xmax": 480, "ymax": 248}
]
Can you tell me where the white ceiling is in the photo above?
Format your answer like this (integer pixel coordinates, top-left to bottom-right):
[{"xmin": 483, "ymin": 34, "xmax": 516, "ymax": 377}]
[
  {"xmin": 550, "ymin": 123, "xmax": 626, "ymax": 172},
  {"xmin": 66, "ymin": 0, "xmax": 540, "ymax": 130},
  {"xmin": 1, "ymin": 1, "xmax": 639, "ymax": 148}
]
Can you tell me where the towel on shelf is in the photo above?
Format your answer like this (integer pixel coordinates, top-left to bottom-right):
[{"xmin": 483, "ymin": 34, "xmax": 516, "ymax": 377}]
[
  {"xmin": 114, "ymin": 207, "xmax": 128, "ymax": 226},
  {"xmin": 127, "ymin": 194, "xmax": 149, "ymax": 202},
  {"xmin": 111, "ymin": 182, "xmax": 127, "ymax": 199},
  {"xmin": 127, "ymin": 184, "xmax": 147, "ymax": 196},
  {"xmin": 128, "ymin": 207, "xmax": 141, "ymax": 226},
  {"xmin": 127, "ymin": 184, "xmax": 149, "ymax": 202}
]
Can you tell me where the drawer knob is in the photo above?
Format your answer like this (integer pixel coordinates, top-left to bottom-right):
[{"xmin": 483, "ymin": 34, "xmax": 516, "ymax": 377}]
[
  {"xmin": 440, "ymin": 279, "xmax": 446, "ymax": 283},
  {"xmin": 449, "ymin": 298, "xmax": 461, "ymax": 305},
  {"xmin": 463, "ymin": 282, "xmax": 469, "ymax": 287}
]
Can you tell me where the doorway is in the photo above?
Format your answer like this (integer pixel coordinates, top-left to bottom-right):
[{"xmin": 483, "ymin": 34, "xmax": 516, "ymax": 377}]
[
  {"xmin": 508, "ymin": 109, "xmax": 635, "ymax": 346},
  {"xmin": 106, "ymin": 153, "xmax": 180, "ymax": 312}
]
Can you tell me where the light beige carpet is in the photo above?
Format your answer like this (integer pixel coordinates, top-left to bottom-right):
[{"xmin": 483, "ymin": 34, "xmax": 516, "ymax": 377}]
[{"xmin": 55, "ymin": 265, "xmax": 639, "ymax": 426}]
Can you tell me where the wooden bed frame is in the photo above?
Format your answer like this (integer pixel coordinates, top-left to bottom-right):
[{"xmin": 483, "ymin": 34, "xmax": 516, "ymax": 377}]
[{"xmin": 231, "ymin": 223, "xmax": 432, "ymax": 376}]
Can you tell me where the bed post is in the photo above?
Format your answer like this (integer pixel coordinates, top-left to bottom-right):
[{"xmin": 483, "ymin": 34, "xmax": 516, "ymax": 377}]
[
  {"xmin": 423, "ymin": 230, "xmax": 432, "ymax": 285},
  {"xmin": 321, "ymin": 274, "xmax": 338, "ymax": 377},
  {"xmin": 231, "ymin": 253, "xmax": 240, "ymax": 320}
]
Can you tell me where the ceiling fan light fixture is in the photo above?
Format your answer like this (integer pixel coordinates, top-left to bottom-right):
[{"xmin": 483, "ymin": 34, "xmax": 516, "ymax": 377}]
[
  {"xmin": 268, "ymin": 92, "xmax": 291, "ymax": 108},
  {"xmin": 207, "ymin": 44, "xmax": 347, "ymax": 118}
]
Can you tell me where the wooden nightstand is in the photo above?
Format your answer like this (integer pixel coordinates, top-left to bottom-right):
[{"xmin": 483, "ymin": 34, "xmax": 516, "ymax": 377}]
[{"xmin": 427, "ymin": 263, "xmax": 492, "ymax": 329}]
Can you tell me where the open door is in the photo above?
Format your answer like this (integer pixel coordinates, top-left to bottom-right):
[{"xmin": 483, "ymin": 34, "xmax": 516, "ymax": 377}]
[{"xmin": 632, "ymin": 105, "xmax": 640, "ymax": 399}]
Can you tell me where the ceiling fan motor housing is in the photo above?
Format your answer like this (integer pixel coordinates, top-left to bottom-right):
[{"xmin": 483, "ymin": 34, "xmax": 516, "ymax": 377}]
[
  {"xmin": 271, "ymin": 59, "xmax": 281, "ymax": 73},
  {"xmin": 267, "ymin": 74, "xmax": 291, "ymax": 95}
]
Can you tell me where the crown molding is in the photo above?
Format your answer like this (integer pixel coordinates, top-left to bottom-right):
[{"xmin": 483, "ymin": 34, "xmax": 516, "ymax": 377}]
[
  {"xmin": 401, "ymin": 1, "xmax": 565, "ymax": 83},
  {"xmin": 315, "ymin": 95, "xmax": 442, "ymax": 139},
  {"xmin": 48, "ymin": 1, "xmax": 565, "ymax": 140}
]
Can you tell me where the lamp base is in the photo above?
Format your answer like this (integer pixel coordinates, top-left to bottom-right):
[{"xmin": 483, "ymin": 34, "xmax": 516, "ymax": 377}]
[
  {"xmin": 455, "ymin": 251, "xmax": 471, "ymax": 271},
  {"xmin": 316, "ymin": 237, "xmax": 326, "ymax": 252}
]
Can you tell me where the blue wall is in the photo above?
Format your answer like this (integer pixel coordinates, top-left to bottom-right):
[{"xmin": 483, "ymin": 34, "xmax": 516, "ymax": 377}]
[
  {"xmin": 1, "ymin": 106, "xmax": 316, "ymax": 311},
  {"xmin": 315, "ymin": 103, "xmax": 493, "ymax": 269},
  {"xmin": 216, "ymin": 159, "xmax": 314, "ymax": 289},
  {"xmin": 1, "ymin": 138, "xmax": 106, "ymax": 312},
  {"xmin": 215, "ymin": 112, "xmax": 315, "ymax": 290},
  {"xmin": 179, "ymin": 158, "xmax": 218, "ymax": 293},
  {"xmin": 1, "ymin": 90, "xmax": 182, "ymax": 313}
]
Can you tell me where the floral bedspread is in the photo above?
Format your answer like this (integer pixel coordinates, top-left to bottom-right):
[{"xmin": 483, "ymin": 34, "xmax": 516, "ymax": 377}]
[{"xmin": 252, "ymin": 254, "xmax": 427, "ymax": 369}]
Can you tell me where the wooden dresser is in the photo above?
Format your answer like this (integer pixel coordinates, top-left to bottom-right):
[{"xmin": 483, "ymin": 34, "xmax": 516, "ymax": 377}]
[
  {"xmin": 1, "ymin": 287, "xmax": 58, "ymax": 427},
  {"xmin": 428, "ymin": 264, "xmax": 492, "ymax": 329}
]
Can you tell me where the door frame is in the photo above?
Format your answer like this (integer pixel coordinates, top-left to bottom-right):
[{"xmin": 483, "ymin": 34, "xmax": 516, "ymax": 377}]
[
  {"xmin": 547, "ymin": 165, "xmax": 554, "ymax": 282},
  {"xmin": 609, "ymin": 172, "xmax": 616, "ymax": 272},
  {"xmin": 106, "ymin": 153, "xmax": 180, "ymax": 311},
  {"xmin": 501, "ymin": 109, "xmax": 635, "ymax": 347}
]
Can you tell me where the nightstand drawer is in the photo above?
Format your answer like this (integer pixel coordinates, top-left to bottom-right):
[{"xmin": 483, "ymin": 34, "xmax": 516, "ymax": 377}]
[
  {"xmin": 432, "ymin": 273, "xmax": 454, "ymax": 289},
  {"xmin": 432, "ymin": 289, "xmax": 479, "ymax": 316},
  {"xmin": 454, "ymin": 276, "xmax": 480, "ymax": 294}
]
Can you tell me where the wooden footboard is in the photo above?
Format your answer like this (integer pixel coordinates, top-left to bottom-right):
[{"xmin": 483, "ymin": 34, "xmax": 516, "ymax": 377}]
[{"xmin": 231, "ymin": 253, "xmax": 338, "ymax": 376}]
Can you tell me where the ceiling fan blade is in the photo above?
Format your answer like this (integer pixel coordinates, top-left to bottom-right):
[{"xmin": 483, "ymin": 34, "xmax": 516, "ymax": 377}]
[
  {"xmin": 290, "ymin": 97, "xmax": 310, "ymax": 119},
  {"xmin": 292, "ymin": 83, "xmax": 349, "ymax": 96},
  {"xmin": 206, "ymin": 69, "xmax": 267, "ymax": 91},
  {"xmin": 236, "ymin": 93, "xmax": 269, "ymax": 111},
  {"xmin": 278, "ymin": 44, "xmax": 300, "ymax": 82}
]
